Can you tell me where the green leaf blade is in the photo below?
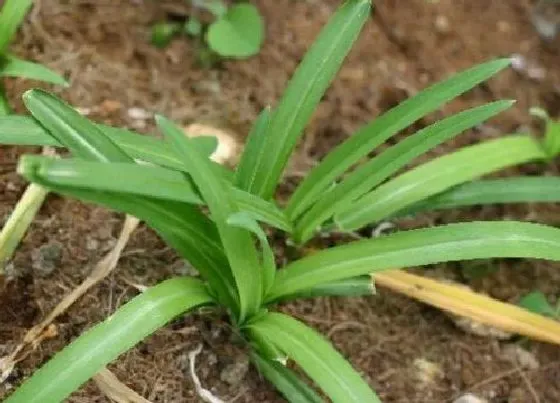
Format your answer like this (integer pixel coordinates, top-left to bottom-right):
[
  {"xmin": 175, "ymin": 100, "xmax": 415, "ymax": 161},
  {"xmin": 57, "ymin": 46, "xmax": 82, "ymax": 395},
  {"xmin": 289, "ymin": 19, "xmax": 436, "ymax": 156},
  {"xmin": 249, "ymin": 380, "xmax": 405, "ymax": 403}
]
[
  {"xmin": 5, "ymin": 277, "xmax": 214, "ymax": 403},
  {"xmin": 287, "ymin": 58, "xmax": 512, "ymax": 220},
  {"xmin": 235, "ymin": 107, "xmax": 271, "ymax": 192},
  {"xmin": 0, "ymin": 115, "xmax": 218, "ymax": 170},
  {"xmin": 268, "ymin": 221, "xmax": 560, "ymax": 301},
  {"xmin": 17, "ymin": 155, "xmax": 238, "ymax": 308},
  {"xmin": 336, "ymin": 135, "xmax": 547, "ymax": 231},
  {"xmin": 402, "ymin": 177, "xmax": 560, "ymax": 215},
  {"xmin": 247, "ymin": 312, "xmax": 380, "ymax": 403},
  {"xmin": 0, "ymin": 0, "xmax": 33, "ymax": 53},
  {"xmin": 246, "ymin": 0, "xmax": 372, "ymax": 198},
  {"xmin": 0, "ymin": 55, "xmax": 68, "ymax": 86},
  {"xmin": 157, "ymin": 115, "xmax": 263, "ymax": 321},
  {"xmin": 294, "ymin": 100, "xmax": 514, "ymax": 242},
  {"xmin": 250, "ymin": 352, "xmax": 324, "ymax": 403},
  {"xmin": 23, "ymin": 89, "xmax": 132, "ymax": 163}
]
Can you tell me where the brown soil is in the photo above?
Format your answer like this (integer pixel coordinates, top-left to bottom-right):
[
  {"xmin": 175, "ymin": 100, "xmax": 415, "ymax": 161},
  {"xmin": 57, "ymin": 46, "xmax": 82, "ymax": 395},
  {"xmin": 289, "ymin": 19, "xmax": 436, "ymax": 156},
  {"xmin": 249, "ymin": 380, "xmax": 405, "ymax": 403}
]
[{"xmin": 1, "ymin": 0, "xmax": 560, "ymax": 402}]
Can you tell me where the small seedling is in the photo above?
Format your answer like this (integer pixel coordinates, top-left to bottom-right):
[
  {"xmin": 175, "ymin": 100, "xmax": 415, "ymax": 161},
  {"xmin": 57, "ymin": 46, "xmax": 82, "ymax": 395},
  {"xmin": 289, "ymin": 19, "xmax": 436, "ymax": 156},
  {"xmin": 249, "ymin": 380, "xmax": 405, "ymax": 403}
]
[
  {"xmin": 2, "ymin": 1, "xmax": 560, "ymax": 401},
  {"xmin": 519, "ymin": 291, "xmax": 560, "ymax": 320},
  {"xmin": 151, "ymin": 0, "xmax": 264, "ymax": 59},
  {"xmin": 0, "ymin": 0, "xmax": 68, "ymax": 114}
]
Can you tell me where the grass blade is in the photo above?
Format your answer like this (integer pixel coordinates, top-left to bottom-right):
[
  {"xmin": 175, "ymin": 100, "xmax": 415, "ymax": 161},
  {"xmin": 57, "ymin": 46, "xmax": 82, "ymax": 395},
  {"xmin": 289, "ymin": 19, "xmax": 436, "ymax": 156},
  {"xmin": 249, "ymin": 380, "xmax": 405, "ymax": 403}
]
[
  {"xmin": 402, "ymin": 177, "xmax": 560, "ymax": 215},
  {"xmin": 246, "ymin": 312, "xmax": 381, "ymax": 402},
  {"xmin": 249, "ymin": 352, "xmax": 324, "ymax": 403},
  {"xmin": 336, "ymin": 135, "xmax": 547, "ymax": 231},
  {"xmin": 0, "ymin": 115, "xmax": 218, "ymax": 168},
  {"xmin": 23, "ymin": 89, "xmax": 132, "ymax": 162},
  {"xmin": 4, "ymin": 277, "xmax": 214, "ymax": 403},
  {"xmin": 0, "ymin": 55, "xmax": 68, "ymax": 86},
  {"xmin": 287, "ymin": 58, "xmax": 512, "ymax": 220},
  {"xmin": 234, "ymin": 107, "xmax": 271, "ymax": 192},
  {"xmin": 0, "ymin": 0, "xmax": 33, "ymax": 53},
  {"xmin": 246, "ymin": 0, "xmax": 371, "ymax": 198},
  {"xmin": 157, "ymin": 115, "xmax": 262, "ymax": 321},
  {"xmin": 267, "ymin": 221, "xmax": 560, "ymax": 301},
  {"xmin": 293, "ymin": 100, "xmax": 514, "ymax": 242},
  {"xmin": 270, "ymin": 275, "xmax": 374, "ymax": 303}
]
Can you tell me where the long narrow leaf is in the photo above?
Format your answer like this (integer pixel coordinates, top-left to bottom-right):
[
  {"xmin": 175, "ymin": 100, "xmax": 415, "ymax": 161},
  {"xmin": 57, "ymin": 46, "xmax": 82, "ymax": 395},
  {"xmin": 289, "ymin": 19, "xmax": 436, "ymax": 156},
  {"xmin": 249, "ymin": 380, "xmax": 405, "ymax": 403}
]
[
  {"xmin": 336, "ymin": 135, "xmax": 547, "ymax": 231},
  {"xmin": 19, "ymin": 155, "xmax": 291, "ymax": 231},
  {"xmin": 271, "ymin": 275, "xmax": 374, "ymax": 303},
  {"xmin": 235, "ymin": 107, "xmax": 271, "ymax": 191},
  {"xmin": 157, "ymin": 115, "xmax": 262, "ymax": 321},
  {"xmin": 0, "ymin": 0, "xmax": 33, "ymax": 53},
  {"xmin": 287, "ymin": 59, "xmax": 512, "ymax": 220},
  {"xmin": 250, "ymin": 352, "xmax": 324, "ymax": 403},
  {"xmin": 293, "ymin": 100, "xmax": 514, "ymax": 242},
  {"xmin": 4, "ymin": 277, "xmax": 214, "ymax": 403},
  {"xmin": 403, "ymin": 177, "xmax": 560, "ymax": 215},
  {"xmin": 227, "ymin": 212, "xmax": 276, "ymax": 297},
  {"xmin": 0, "ymin": 115, "xmax": 218, "ymax": 167},
  {"xmin": 267, "ymin": 221, "xmax": 560, "ymax": 301},
  {"xmin": 246, "ymin": 312, "xmax": 380, "ymax": 402},
  {"xmin": 0, "ymin": 55, "xmax": 68, "ymax": 86},
  {"xmin": 23, "ymin": 155, "xmax": 203, "ymax": 204},
  {"xmin": 18, "ymin": 155, "xmax": 238, "ymax": 309},
  {"xmin": 246, "ymin": 0, "xmax": 371, "ymax": 198},
  {"xmin": 23, "ymin": 89, "xmax": 132, "ymax": 162}
]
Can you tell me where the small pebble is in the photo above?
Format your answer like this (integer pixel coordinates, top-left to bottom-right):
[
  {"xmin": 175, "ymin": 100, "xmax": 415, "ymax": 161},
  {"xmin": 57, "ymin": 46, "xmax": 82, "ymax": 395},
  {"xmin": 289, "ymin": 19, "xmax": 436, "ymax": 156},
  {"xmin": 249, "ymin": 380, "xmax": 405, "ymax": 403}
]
[{"xmin": 453, "ymin": 393, "xmax": 488, "ymax": 403}]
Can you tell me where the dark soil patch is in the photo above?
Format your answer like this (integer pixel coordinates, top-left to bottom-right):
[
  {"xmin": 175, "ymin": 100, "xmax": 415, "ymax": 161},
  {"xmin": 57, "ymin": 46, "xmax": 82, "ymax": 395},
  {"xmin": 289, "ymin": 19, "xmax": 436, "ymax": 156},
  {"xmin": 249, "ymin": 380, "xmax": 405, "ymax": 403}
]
[{"xmin": 1, "ymin": 0, "xmax": 560, "ymax": 402}]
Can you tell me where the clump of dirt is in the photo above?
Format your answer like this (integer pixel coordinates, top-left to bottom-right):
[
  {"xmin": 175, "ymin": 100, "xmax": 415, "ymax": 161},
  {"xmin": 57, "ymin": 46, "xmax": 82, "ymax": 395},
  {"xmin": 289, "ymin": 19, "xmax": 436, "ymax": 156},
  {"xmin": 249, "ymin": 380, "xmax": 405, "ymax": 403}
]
[{"xmin": 1, "ymin": 0, "xmax": 560, "ymax": 402}]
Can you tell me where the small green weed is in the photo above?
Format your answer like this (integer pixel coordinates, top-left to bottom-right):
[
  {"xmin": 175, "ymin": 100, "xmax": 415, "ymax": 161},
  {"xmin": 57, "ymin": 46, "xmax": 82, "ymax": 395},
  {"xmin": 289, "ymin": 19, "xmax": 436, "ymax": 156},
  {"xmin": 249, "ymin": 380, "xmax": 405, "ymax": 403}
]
[
  {"xmin": 2, "ymin": 1, "xmax": 560, "ymax": 401},
  {"xmin": 152, "ymin": 0, "xmax": 264, "ymax": 59},
  {"xmin": 0, "ymin": 0, "xmax": 67, "ymax": 115}
]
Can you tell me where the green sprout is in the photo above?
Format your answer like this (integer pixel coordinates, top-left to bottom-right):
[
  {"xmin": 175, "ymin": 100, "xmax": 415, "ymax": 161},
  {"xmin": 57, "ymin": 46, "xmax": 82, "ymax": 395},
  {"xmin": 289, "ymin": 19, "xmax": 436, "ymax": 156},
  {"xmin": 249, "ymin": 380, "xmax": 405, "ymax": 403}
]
[
  {"xmin": 151, "ymin": 0, "xmax": 264, "ymax": 59},
  {"xmin": 2, "ymin": 1, "xmax": 560, "ymax": 401},
  {"xmin": 0, "ymin": 0, "xmax": 68, "ymax": 115}
]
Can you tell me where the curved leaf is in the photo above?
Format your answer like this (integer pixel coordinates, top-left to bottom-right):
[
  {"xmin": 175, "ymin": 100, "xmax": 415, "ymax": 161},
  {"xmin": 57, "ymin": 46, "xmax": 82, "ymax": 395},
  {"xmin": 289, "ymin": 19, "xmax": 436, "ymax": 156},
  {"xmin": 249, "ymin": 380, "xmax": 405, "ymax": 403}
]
[
  {"xmin": 23, "ymin": 89, "xmax": 132, "ymax": 163},
  {"xmin": 0, "ymin": 0, "xmax": 33, "ymax": 52},
  {"xmin": 246, "ymin": 312, "xmax": 380, "ymax": 403},
  {"xmin": 402, "ymin": 177, "xmax": 560, "ymax": 215},
  {"xmin": 5, "ymin": 277, "xmax": 214, "ymax": 403},
  {"xmin": 267, "ymin": 221, "xmax": 560, "ymax": 301},
  {"xmin": 0, "ymin": 115, "xmax": 218, "ymax": 169},
  {"xmin": 0, "ymin": 55, "xmax": 68, "ymax": 86},
  {"xmin": 246, "ymin": 0, "xmax": 371, "ymax": 198},
  {"xmin": 336, "ymin": 135, "xmax": 547, "ymax": 231},
  {"xmin": 17, "ymin": 156, "xmax": 238, "ymax": 309},
  {"xmin": 287, "ymin": 59, "xmax": 512, "ymax": 220},
  {"xmin": 293, "ymin": 100, "xmax": 514, "ymax": 242}
]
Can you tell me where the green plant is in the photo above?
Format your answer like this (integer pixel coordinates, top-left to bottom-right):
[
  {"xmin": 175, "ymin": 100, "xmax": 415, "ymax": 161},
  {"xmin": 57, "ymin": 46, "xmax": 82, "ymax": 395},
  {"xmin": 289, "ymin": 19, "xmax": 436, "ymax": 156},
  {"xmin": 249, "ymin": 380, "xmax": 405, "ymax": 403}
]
[
  {"xmin": 519, "ymin": 291, "xmax": 560, "ymax": 320},
  {"xmin": 0, "ymin": 0, "xmax": 67, "ymax": 115},
  {"xmin": 151, "ymin": 0, "xmax": 264, "ymax": 59},
  {"xmin": 2, "ymin": 0, "xmax": 560, "ymax": 401}
]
